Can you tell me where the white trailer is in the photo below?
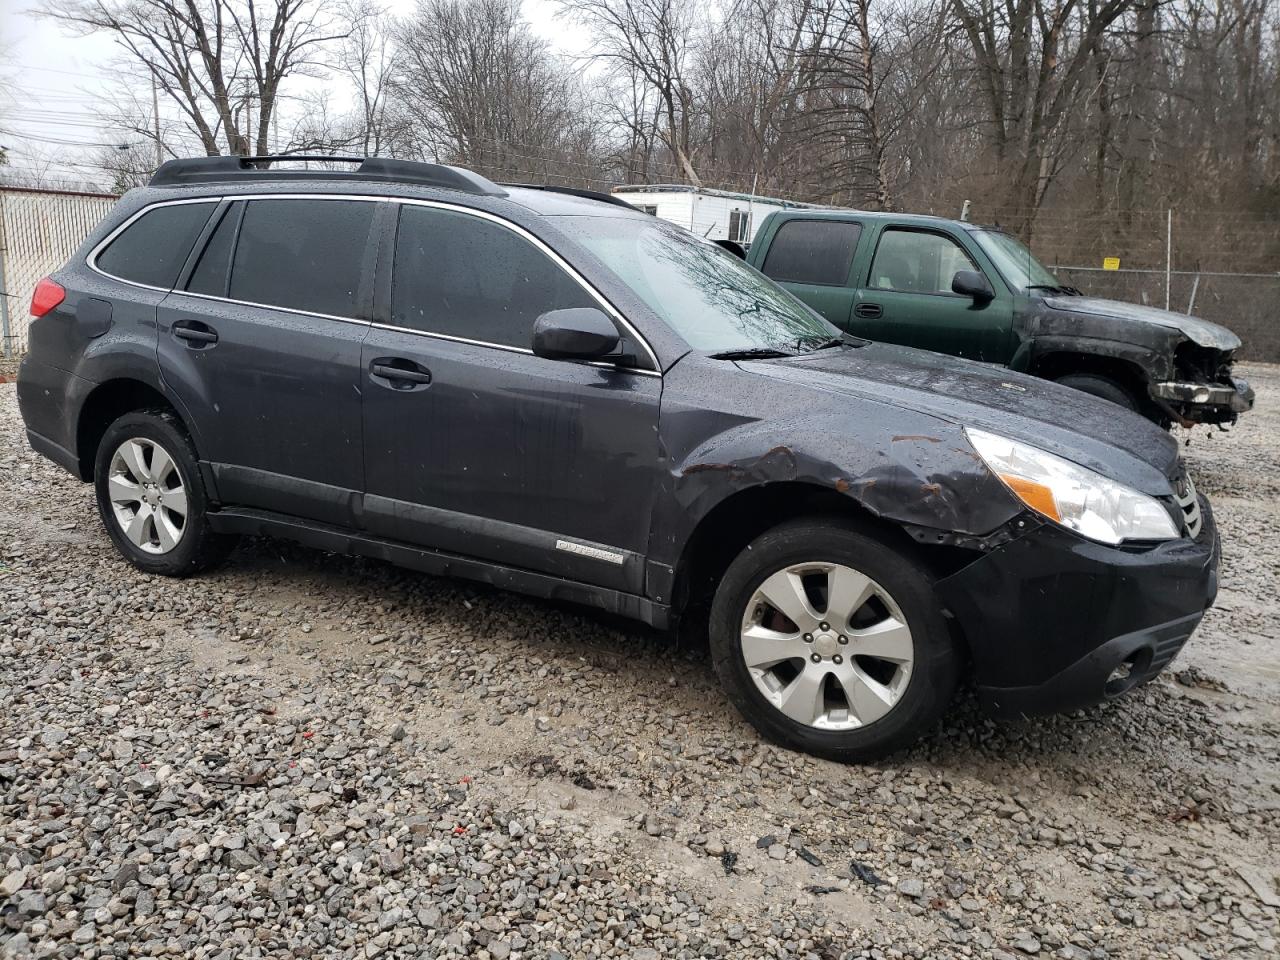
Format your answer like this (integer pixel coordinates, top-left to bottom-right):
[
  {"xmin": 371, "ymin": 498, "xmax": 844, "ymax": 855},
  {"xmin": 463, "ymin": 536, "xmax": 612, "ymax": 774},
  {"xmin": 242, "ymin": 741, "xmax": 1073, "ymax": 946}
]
[{"xmin": 611, "ymin": 184, "xmax": 824, "ymax": 248}]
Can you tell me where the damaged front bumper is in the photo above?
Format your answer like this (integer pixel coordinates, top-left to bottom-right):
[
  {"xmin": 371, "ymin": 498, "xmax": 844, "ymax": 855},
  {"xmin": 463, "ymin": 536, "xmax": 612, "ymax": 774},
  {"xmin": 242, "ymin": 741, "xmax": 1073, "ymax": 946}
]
[
  {"xmin": 1150, "ymin": 377, "xmax": 1255, "ymax": 425},
  {"xmin": 935, "ymin": 499, "xmax": 1219, "ymax": 718}
]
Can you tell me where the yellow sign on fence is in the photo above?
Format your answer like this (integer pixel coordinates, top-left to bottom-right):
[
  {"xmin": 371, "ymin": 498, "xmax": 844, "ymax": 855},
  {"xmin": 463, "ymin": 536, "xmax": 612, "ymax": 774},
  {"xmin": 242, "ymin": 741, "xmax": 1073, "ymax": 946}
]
[{"xmin": 1102, "ymin": 257, "xmax": 1121, "ymax": 271}]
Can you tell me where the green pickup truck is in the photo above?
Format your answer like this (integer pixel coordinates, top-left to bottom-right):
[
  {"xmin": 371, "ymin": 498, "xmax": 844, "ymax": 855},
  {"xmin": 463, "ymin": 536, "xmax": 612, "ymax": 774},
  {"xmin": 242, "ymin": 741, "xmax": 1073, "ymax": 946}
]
[{"xmin": 743, "ymin": 209, "xmax": 1254, "ymax": 426}]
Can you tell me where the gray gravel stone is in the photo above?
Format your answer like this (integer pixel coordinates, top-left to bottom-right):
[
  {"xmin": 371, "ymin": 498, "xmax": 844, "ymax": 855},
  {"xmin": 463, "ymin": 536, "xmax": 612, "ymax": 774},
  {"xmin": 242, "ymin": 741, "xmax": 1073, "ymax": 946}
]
[{"xmin": 1, "ymin": 368, "xmax": 1278, "ymax": 959}]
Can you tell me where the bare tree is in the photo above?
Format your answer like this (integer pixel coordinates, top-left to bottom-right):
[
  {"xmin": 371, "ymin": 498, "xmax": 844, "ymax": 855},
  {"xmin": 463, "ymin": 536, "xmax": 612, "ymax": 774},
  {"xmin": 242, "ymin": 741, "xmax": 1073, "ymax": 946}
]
[
  {"xmin": 336, "ymin": 0, "xmax": 399, "ymax": 155},
  {"xmin": 561, "ymin": 0, "xmax": 704, "ymax": 185},
  {"xmin": 394, "ymin": 0, "xmax": 600, "ymax": 183},
  {"xmin": 947, "ymin": 0, "xmax": 1135, "ymax": 236},
  {"xmin": 40, "ymin": 0, "xmax": 354, "ymax": 157}
]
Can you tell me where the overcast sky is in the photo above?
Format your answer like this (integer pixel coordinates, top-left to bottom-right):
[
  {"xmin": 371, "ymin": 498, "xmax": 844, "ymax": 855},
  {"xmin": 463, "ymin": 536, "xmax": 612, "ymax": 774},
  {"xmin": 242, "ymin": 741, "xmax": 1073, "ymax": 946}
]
[{"xmin": 0, "ymin": 0, "xmax": 591, "ymax": 190}]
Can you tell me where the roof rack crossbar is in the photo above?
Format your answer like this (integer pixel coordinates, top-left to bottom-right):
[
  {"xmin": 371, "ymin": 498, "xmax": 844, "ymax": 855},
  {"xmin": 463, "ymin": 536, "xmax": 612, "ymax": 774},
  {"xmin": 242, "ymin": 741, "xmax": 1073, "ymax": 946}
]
[{"xmin": 149, "ymin": 155, "xmax": 507, "ymax": 197}]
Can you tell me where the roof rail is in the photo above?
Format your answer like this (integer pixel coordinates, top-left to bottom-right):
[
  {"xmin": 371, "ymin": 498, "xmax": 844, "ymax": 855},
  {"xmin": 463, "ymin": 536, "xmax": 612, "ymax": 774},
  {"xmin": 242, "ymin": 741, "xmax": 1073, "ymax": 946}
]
[
  {"xmin": 501, "ymin": 183, "xmax": 636, "ymax": 210},
  {"xmin": 149, "ymin": 155, "xmax": 507, "ymax": 197}
]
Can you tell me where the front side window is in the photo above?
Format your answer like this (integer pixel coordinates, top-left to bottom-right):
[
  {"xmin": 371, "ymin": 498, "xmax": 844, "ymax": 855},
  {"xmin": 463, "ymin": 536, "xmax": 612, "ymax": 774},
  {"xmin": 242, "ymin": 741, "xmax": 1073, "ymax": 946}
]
[
  {"xmin": 392, "ymin": 205, "xmax": 598, "ymax": 349},
  {"xmin": 229, "ymin": 199, "xmax": 375, "ymax": 317},
  {"xmin": 554, "ymin": 214, "xmax": 836, "ymax": 354},
  {"xmin": 761, "ymin": 219, "xmax": 861, "ymax": 286},
  {"xmin": 869, "ymin": 229, "xmax": 978, "ymax": 294},
  {"xmin": 95, "ymin": 202, "xmax": 216, "ymax": 288}
]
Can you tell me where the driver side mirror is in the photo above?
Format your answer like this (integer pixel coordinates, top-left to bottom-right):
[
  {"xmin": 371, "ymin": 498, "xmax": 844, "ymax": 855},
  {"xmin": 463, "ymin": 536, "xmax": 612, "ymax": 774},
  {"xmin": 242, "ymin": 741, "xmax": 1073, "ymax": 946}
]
[
  {"xmin": 531, "ymin": 307, "xmax": 621, "ymax": 361},
  {"xmin": 952, "ymin": 269, "xmax": 994, "ymax": 302}
]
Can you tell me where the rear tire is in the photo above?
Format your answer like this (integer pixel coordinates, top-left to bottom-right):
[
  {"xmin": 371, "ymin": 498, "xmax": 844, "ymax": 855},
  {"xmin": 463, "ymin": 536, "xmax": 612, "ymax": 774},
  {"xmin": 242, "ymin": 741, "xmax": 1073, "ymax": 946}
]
[
  {"xmin": 709, "ymin": 518, "xmax": 959, "ymax": 762},
  {"xmin": 93, "ymin": 409, "xmax": 236, "ymax": 576},
  {"xmin": 1054, "ymin": 373, "xmax": 1139, "ymax": 411}
]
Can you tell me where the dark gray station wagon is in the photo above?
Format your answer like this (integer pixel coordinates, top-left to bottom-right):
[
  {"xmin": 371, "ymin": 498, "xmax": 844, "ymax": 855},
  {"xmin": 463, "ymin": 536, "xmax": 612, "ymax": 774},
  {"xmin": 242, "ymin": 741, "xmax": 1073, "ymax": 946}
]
[{"xmin": 18, "ymin": 156, "xmax": 1219, "ymax": 761}]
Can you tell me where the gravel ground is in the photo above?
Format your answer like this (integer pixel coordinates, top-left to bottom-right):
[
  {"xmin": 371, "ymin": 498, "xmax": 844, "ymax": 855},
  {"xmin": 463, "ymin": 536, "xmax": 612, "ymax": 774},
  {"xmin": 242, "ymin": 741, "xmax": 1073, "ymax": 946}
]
[{"xmin": 2, "ymin": 364, "xmax": 1278, "ymax": 960}]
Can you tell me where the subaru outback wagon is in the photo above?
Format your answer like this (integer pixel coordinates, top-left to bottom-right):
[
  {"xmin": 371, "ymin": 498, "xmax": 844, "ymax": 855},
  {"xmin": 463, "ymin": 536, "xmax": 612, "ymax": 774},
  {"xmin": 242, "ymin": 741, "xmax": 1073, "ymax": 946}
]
[{"xmin": 18, "ymin": 156, "xmax": 1219, "ymax": 761}]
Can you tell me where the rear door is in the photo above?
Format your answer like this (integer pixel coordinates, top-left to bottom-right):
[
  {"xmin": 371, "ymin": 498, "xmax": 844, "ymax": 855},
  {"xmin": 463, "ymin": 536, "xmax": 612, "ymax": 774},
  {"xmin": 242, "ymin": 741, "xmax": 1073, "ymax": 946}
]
[
  {"xmin": 158, "ymin": 196, "xmax": 379, "ymax": 525},
  {"xmin": 360, "ymin": 201, "xmax": 662, "ymax": 593},
  {"xmin": 756, "ymin": 217, "xmax": 864, "ymax": 326},
  {"xmin": 851, "ymin": 225, "xmax": 1013, "ymax": 362}
]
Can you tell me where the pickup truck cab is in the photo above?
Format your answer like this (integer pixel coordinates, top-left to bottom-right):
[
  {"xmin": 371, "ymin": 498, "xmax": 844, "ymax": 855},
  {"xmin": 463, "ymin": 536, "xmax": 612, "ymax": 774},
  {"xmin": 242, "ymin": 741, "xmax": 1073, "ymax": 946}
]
[{"xmin": 745, "ymin": 209, "xmax": 1254, "ymax": 427}]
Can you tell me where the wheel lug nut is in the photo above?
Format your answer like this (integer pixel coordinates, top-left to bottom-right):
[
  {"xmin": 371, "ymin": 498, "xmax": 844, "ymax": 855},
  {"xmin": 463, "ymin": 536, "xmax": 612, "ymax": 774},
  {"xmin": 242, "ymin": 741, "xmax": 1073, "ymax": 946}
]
[
  {"xmin": 838, "ymin": 635, "xmax": 848, "ymax": 644},
  {"xmin": 819, "ymin": 622, "xmax": 829, "ymax": 631},
  {"xmin": 833, "ymin": 654, "xmax": 843, "ymax": 664},
  {"xmin": 810, "ymin": 653, "xmax": 821, "ymax": 663},
  {"xmin": 803, "ymin": 633, "xmax": 813, "ymax": 643}
]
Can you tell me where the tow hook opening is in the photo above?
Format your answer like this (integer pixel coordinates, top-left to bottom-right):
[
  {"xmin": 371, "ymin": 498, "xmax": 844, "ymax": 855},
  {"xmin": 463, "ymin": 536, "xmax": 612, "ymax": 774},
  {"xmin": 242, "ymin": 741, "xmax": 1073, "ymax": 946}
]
[{"xmin": 1104, "ymin": 648, "xmax": 1153, "ymax": 697}]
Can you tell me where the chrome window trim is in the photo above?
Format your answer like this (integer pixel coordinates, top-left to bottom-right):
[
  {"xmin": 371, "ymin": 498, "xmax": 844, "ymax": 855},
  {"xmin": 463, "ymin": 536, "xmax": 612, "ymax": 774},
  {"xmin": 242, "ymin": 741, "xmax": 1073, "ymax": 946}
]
[
  {"xmin": 171, "ymin": 287, "xmax": 372, "ymax": 329},
  {"xmin": 85, "ymin": 192, "xmax": 662, "ymax": 374}
]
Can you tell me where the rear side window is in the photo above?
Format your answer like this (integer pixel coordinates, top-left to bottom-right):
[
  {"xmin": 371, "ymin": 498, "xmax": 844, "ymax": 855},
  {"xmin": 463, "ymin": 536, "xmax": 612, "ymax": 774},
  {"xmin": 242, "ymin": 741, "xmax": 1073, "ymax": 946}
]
[
  {"xmin": 762, "ymin": 219, "xmax": 861, "ymax": 286},
  {"xmin": 391, "ymin": 205, "xmax": 597, "ymax": 348},
  {"xmin": 186, "ymin": 202, "xmax": 242, "ymax": 297},
  {"xmin": 95, "ymin": 202, "xmax": 216, "ymax": 288},
  {"xmin": 229, "ymin": 199, "xmax": 375, "ymax": 317}
]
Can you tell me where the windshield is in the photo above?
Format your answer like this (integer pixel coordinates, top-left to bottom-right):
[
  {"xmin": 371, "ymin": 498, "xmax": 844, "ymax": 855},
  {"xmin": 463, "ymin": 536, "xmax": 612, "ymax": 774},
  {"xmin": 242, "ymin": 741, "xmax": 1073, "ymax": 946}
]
[
  {"xmin": 554, "ymin": 215, "xmax": 836, "ymax": 353},
  {"xmin": 973, "ymin": 229, "xmax": 1062, "ymax": 293}
]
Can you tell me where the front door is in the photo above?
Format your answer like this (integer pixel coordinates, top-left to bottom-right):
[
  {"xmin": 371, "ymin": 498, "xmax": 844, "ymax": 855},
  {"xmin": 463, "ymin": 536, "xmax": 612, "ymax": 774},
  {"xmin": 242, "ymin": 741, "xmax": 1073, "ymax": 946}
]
[
  {"xmin": 158, "ymin": 197, "xmax": 378, "ymax": 525},
  {"xmin": 360, "ymin": 202, "xmax": 662, "ymax": 593},
  {"xmin": 851, "ymin": 226, "xmax": 1012, "ymax": 362}
]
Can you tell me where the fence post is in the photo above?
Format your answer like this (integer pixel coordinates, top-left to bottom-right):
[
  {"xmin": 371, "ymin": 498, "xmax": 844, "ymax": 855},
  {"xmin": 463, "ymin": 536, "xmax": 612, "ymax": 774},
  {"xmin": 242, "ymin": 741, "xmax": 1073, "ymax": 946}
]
[{"xmin": 0, "ymin": 192, "xmax": 11, "ymax": 360}]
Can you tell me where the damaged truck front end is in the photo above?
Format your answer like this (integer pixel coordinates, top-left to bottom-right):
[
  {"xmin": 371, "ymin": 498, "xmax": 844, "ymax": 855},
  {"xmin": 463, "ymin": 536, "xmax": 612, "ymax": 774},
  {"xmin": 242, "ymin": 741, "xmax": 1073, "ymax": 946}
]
[{"xmin": 1015, "ymin": 296, "xmax": 1255, "ymax": 427}]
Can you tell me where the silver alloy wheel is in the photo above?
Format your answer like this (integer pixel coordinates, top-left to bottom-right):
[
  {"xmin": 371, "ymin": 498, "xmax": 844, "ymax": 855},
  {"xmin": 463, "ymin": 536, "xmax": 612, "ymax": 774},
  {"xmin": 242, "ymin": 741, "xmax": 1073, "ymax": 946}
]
[
  {"xmin": 740, "ymin": 562, "xmax": 914, "ymax": 730},
  {"xmin": 107, "ymin": 437, "xmax": 188, "ymax": 555}
]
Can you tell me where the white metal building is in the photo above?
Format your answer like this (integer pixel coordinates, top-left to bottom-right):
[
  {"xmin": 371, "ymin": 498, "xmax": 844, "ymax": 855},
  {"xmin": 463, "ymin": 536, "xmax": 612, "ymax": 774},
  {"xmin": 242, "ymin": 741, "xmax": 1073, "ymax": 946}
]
[{"xmin": 611, "ymin": 184, "xmax": 825, "ymax": 247}]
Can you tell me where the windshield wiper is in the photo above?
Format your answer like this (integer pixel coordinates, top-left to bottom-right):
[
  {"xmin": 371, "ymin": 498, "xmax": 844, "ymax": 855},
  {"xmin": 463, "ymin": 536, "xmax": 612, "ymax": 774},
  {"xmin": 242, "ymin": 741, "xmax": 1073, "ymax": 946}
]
[
  {"xmin": 708, "ymin": 347, "xmax": 795, "ymax": 360},
  {"xmin": 801, "ymin": 333, "xmax": 870, "ymax": 352},
  {"xmin": 1026, "ymin": 284, "xmax": 1076, "ymax": 296}
]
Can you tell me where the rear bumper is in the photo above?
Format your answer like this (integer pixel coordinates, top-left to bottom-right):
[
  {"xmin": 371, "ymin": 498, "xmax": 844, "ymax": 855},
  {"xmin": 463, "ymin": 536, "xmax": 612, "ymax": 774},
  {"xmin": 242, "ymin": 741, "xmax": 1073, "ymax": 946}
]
[
  {"xmin": 16, "ymin": 356, "xmax": 85, "ymax": 478},
  {"xmin": 937, "ymin": 500, "xmax": 1218, "ymax": 718}
]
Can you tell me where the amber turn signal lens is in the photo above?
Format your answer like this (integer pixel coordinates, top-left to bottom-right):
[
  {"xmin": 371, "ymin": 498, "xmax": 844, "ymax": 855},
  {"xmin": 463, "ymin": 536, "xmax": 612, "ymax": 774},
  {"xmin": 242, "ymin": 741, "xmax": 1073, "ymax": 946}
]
[{"xmin": 999, "ymin": 474, "xmax": 1062, "ymax": 522}]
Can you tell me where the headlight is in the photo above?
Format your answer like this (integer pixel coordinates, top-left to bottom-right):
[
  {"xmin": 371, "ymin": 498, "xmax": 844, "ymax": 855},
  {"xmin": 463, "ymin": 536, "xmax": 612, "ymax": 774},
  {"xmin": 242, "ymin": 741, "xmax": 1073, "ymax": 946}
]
[{"xmin": 966, "ymin": 428, "xmax": 1179, "ymax": 545}]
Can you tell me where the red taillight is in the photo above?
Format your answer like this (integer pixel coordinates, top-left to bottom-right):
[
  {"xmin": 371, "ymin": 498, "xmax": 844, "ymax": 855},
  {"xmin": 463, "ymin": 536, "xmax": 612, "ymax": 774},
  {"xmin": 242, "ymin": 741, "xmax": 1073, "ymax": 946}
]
[{"xmin": 30, "ymin": 277, "xmax": 66, "ymax": 318}]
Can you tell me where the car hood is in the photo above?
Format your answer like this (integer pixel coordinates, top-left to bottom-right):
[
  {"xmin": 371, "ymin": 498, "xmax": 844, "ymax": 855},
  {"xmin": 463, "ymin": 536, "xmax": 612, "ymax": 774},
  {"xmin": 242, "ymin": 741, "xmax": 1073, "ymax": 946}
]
[
  {"xmin": 747, "ymin": 342, "xmax": 1181, "ymax": 494},
  {"xmin": 1041, "ymin": 296, "xmax": 1241, "ymax": 351}
]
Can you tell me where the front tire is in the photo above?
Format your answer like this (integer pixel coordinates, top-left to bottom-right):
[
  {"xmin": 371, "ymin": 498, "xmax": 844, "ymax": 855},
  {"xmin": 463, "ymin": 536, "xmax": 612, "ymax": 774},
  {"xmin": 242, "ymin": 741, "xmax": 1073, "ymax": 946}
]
[
  {"xmin": 94, "ymin": 409, "xmax": 235, "ymax": 576},
  {"xmin": 709, "ymin": 518, "xmax": 958, "ymax": 762},
  {"xmin": 1054, "ymin": 372, "xmax": 1139, "ymax": 411}
]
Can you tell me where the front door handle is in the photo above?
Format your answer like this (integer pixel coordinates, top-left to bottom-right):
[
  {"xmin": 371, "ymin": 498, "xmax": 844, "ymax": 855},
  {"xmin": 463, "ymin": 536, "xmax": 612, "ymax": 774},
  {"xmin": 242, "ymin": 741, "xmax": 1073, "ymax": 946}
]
[
  {"xmin": 172, "ymin": 320, "xmax": 218, "ymax": 346},
  {"xmin": 854, "ymin": 303, "xmax": 883, "ymax": 319},
  {"xmin": 370, "ymin": 358, "xmax": 432, "ymax": 388}
]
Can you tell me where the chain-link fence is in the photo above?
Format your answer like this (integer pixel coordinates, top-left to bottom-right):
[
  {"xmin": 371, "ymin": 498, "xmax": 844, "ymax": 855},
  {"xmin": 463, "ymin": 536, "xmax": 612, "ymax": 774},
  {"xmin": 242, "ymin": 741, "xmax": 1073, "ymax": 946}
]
[
  {"xmin": 0, "ymin": 187, "xmax": 116, "ymax": 358},
  {"xmin": 1050, "ymin": 266, "xmax": 1280, "ymax": 363}
]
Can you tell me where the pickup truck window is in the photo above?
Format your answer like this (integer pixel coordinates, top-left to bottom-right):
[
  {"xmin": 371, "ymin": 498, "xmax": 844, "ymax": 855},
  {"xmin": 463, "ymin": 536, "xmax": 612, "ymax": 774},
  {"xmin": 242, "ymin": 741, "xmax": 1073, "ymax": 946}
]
[
  {"xmin": 870, "ymin": 229, "xmax": 977, "ymax": 295},
  {"xmin": 761, "ymin": 220, "xmax": 862, "ymax": 286},
  {"xmin": 556, "ymin": 215, "xmax": 835, "ymax": 353}
]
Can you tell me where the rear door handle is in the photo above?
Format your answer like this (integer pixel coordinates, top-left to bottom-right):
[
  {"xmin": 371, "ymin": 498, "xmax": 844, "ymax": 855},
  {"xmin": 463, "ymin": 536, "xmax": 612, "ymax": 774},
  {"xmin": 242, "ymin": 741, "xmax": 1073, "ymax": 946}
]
[
  {"xmin": 172, "ymin": 320, "xmax": 218, "ymax": 345},
  {"xmin": 370, "ymin": 358, "xmax": 432, "ymax": 387},
  {"xmin": 854, "ymin": 303, "xmax": 883, "ymax": 319}
]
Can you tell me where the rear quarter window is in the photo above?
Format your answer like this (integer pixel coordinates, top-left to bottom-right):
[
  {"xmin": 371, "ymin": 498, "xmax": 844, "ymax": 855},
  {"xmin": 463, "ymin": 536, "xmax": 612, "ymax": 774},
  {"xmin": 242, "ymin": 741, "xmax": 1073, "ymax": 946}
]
[
  {"xmin": 94, "ymin": 202, "xmax": 217, "ymax": 288},
  {"xmin": 762, "ymin": 219, "xmax": 862, "ymax": 286}
]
